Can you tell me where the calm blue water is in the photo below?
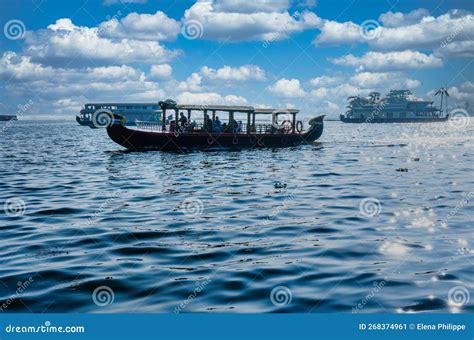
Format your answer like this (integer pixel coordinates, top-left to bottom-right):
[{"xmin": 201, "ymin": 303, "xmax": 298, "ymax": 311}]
[{"xmin": 0, "ymin": 119, "xmax": 472, "ymax": 313}]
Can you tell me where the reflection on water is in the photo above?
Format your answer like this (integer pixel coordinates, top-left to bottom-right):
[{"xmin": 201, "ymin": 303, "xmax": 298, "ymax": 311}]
[{"xmin": 0, "ymin": 120, "xmax": 472, "ymax": 313}]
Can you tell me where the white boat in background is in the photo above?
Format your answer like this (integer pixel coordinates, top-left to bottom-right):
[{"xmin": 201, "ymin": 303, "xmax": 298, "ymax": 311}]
[
  {"xmin": 76, "ymin": 103, "xmax": 170, "ymax": 128},
  {"xmin": 340, "ymin": 89, "xmax": 450, "ymax": 123}
]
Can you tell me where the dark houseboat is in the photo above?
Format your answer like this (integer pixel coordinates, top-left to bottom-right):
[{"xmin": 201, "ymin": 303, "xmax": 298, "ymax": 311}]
[
  {"xmin": 101, "ymin": 100, "xmax": 324, "ymax": 151},
  {"xmin": 0, "ymin": 115, "xmax": 18, "ymax": 121}
]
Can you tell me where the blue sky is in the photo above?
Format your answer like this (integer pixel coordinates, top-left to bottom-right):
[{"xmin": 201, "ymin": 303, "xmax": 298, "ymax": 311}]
[{"xmin": 0, "ymin": 0, "xmax": 473, "ymax": 118}]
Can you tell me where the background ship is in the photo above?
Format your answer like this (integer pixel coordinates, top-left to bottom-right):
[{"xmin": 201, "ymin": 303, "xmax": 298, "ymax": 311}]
[
  {"xmin": 0, "ymin": 115, "xmax": 18, "ymax": 121},
  {"xmin": 340, "ymin": 89, "xmax": 449, "ymax": 123},
  {"xmin": 76, "ymin": 103, "xmax": 168, "ymax": 128}
]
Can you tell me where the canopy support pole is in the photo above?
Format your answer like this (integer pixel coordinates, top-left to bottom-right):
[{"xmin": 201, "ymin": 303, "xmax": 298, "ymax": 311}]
[
  {"xmin": 174, "ymin": 109, "xmax": 179, "ymax": 130},
  {"xmin": 162, "ymin": 109, "xmax": 166, "ymax": 131},
  {"xmin": 247, "ymin": 112, "xmax": 251, "ymax": 134},
  {"xmin": 292, "ymin": 113, "xmax": 296, "ymax": 134}
]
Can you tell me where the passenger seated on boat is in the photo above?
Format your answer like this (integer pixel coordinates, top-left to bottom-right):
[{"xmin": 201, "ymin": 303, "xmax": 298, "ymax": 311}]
[
  {"xmin": 231, "ymin": 120, "xmax": 242, "ymax": 133},
  {"xmin": 179, "ymin": 112, "xmax": 188, "ymax": 128},
  {"xmin": 230, "ymin": 120, "xmax": 237, "ymax": 133},
  {"xmin": 169, "ymin": 120, "xmax": 176, "ymax": 132},
  {"xmin": 204, "ymin": 113, "xmax": 213, "ymax": 132},
  {"xmin": 213, "ymin": 116, "xmax": 222, "ymax": 133},
  {"xmin": 222, "ymin": 122, "xmax": 228, "ymax": 132}
]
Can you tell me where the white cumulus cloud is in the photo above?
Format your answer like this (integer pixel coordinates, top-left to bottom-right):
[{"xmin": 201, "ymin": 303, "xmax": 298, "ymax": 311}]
[
  {"xmin": 378, "ymin": 8, "xmax": 430, "ymax": 27},
  {"xmin": 24, "ymin": 19, "xmax": 180, "ymax": 67},
  {"xmin": 267, "ymin": 78, "xmax": 306, "ymax": 97},
  {"xmin": 182, "ymin": 1, "xmax": 321, "ymax": 41},
  {"xmin": 200, "ymin": 65, "xmax": 266, "ymax": 82},
  {"xmin": 330, "ymin": 50, "xmax": 443, "ymax": 71},
  {"xmin": 214, "ymin": 0, "xmax": 290, "ymax": 13},
  {"xmin": 149, "ymin": 64, "xmax": 173, "ymax": 80},
  {"xmin": 176, "ymin": 91, "xmax": 248, "ymax": 105},
  {"xmin": 309, "ymin": 75, "xmax": 344, "ymax": 87},
  {"xmin": 350, "ymin": 72, "xmax": 421, "ymax": 89},
  {"xmin": 314, "ymin": 9, "xmax": 474, "ymax": 57},
  {"xmin": 98, "ymin": 11, "xmax": 180, "ymax": 41}
]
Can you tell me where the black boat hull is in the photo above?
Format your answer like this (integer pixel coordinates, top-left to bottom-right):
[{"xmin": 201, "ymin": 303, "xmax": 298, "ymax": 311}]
[
  {"xmin": 75, "ymin": 116, "xmax": 92, "ymax": 126},
  {"xmin": 340, "ymin": 115, "xmax": 449, "ymax": 123},
  {"xmin": 106, "ymin": 115, "xmax": 324, "ymax": 151},
  {"xmin": 0, "ymin": 115, "xmax": 18, "ymax": 121}
]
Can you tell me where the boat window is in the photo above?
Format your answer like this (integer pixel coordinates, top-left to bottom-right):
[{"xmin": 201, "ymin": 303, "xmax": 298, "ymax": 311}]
[
  {"xmin": 400, "ymin": 112, "xmax": 406, "ymax": 118},
  {"xmin": 152, "ymin": 106, "xmax": 158, "ymax": 110},
  {"xmin": 386, "ymin": 112, "xmax": 393, "ymax": 118},
  {"xmin": 126, "ymin": 106, "xmax": 132, "ymax": 109}
]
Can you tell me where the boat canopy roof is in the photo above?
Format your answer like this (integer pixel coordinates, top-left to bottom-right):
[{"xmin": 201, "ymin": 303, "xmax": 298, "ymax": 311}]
[
  {"xmin": 175, "ymin": 105, "xmax": 299, "ymax": 115},
  {"xmin": 253, "ymin": 108, "xmax": 299, "ymax": 114},
  {"xmin": 85, "ymin": 100, "xmax": 300, "ymax": 115},
  {"xmin": 85, "ymin": 103, "xmax": 160, "ymax": 106},
  {"xmin": 176, "ymin": 104, "xmax": 254, "ymax": 113}
]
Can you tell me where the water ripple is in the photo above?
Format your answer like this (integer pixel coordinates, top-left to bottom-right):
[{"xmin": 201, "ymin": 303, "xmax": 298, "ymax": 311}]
[{"xmin": 0, "ymin": 120, "xmax": 472, "ymax": 313}]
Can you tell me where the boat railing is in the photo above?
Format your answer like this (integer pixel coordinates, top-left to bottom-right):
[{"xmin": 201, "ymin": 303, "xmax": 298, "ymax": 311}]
[
  {"xmin": 136, "ymin": 121, "xmax": 165, "ymax": 132},
  {"xmin": 135, "ymin": 121, "xmax": 305, "ymax": 134}
]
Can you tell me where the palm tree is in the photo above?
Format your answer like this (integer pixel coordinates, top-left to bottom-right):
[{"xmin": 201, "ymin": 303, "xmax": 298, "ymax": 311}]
[{"xmin": 435, "ymin": 87, "xmax": 449, "ymax": 114}]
